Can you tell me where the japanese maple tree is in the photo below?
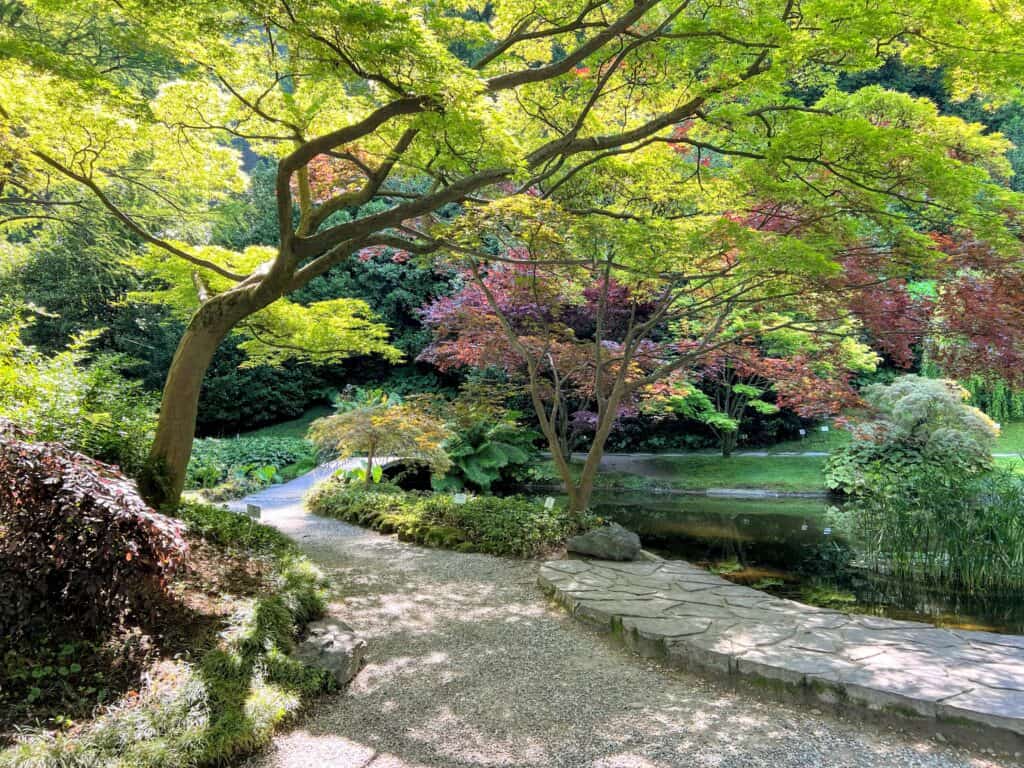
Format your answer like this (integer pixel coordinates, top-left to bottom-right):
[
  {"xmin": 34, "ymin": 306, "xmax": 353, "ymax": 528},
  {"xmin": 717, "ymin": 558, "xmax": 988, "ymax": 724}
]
[
  {"xmin": 3, "ymin": 0, "xmax": 1023, "ymax": 505},
  {"xmin": 686, "ymin": 322, "xmax": 878, "ymax": 456}
]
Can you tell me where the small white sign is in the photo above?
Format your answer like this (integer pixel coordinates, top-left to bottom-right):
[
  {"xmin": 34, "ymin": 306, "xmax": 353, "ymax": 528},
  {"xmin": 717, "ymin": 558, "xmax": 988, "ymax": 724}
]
[
  {"xmin": 823, "ymin": 527, "xmax": 832, "ymax": 536},
  {"xmin": 453, "ymin": 493, "xmax": 468, "ymax": 505},
  {"xmin": 543, "ymin": 497, "xmax": 555, "ymax": 511},
  {"xmin": 820, "ymin": 425, "xmax": 830, "ymax": 432},
  {"xmin": 245, "ymin": 504, "xmax": 261, "ymax": 520},
  {"xmin": 798, "ymin": 428, "xmax": 806, "ymax": 436}
]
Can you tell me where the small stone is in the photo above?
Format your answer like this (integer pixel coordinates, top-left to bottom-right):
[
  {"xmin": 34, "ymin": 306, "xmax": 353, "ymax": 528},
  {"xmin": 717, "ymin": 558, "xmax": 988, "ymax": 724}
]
[
  {"xmin": 294, "ymin": 618, "xmax": 367, "ymax": 685},
  {"xmin": 567, "ymin": 523, "xmax": 642, "ymax": 561},
  {"xmin": 934, "ymin": 733, "xmax": 946, "ymax": 743}
]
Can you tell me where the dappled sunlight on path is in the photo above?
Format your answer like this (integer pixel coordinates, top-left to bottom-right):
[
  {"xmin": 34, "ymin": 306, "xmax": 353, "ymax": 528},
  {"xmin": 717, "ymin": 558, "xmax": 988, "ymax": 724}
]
[{"xmin": 240, "ymin": 471, "xmax": 1016, "ymax": 768}]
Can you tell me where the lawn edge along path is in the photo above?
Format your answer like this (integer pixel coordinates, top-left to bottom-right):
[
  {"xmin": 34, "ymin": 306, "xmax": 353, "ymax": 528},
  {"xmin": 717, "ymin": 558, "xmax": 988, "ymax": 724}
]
[{"xmin": 539, "ymin": 558, "xmax": 1024, "ymax": 752}]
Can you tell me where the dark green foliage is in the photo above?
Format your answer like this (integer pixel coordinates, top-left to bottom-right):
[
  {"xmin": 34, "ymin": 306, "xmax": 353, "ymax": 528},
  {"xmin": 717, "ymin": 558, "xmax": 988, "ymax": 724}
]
[
  {"xmin": 0, "ymin": 637, "xmax": 106, "ymax": 733},
  {"xmin": 185, "ymin": 436, "xmax": 315, "ymax": 499},
  {"xmin": 195, "ymin": 336, "xmax": 338, "ymax": 435},
  {"xmin": 435, "ymin": 419, "xmax": 539, "ymax": 492},
  {"xmin": 308, "ymin": 480, "xmax": 587, "ymax": 557},
  {"xmin": 295, "ymin": 250, "xmax": 457, "ymax": 358},
  {"xmin": 0, "ymin": 423, "xmax": 188, "ymax": 639}
]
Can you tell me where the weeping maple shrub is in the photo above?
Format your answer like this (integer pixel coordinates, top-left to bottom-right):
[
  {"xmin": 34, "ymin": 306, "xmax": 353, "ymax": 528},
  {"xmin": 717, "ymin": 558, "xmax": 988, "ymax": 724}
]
[{"xmin": 0, "ymin": 420, "xmax": 188, "ymax": 637}]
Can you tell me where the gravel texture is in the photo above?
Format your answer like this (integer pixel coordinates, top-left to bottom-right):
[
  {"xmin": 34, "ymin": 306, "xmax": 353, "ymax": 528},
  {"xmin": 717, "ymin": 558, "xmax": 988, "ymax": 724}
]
[{"xmin": 240, "ymin": 477, "xmax": 1019, "ymax": 768}]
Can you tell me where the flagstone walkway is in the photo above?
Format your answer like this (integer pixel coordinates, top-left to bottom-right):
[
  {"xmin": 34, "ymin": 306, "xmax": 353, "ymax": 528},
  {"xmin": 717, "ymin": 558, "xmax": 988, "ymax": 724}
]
[{"xmin": 540, "ymin": 558, "xmax": 1024, "ymax": 747}]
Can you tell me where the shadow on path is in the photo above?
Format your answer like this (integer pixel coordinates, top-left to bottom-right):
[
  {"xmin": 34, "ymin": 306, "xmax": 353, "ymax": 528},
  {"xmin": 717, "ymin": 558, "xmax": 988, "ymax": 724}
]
[{"xmin": 240, "ymin": 472, "xmax": 1011, "ymax": 768}]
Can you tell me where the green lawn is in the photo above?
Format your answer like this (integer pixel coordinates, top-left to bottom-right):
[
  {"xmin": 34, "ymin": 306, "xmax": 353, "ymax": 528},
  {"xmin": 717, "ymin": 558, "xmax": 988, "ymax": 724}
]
[
  {"xmin": 995, "ymin": 421, "xmax": 1024, "ymax": 455},
  {"xmin": 634, "ymin": 455, "xmax": 827, "ymax": 492},
  {"xmin": 767, "ymin": 427, "xmax": 850, "ymax": 453},
  {"xmin": 557, "ymin": 454, "xmax": 830, "ymax": 493}
]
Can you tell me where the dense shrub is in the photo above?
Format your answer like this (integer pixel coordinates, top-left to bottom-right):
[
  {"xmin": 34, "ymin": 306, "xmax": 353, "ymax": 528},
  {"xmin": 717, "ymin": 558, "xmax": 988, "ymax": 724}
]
[
  {"xmin": 308, "ymin": 480, "xmax": 585, "ymax": 557},
  {"xmin": 186, "ymin": 435, "xmax": 315, "ymax": 499},
  {"xmin": 824, "ymin": 376, "xmax": 1020, "ymax": 590},
  {"xmin": 825, "ymin": 375, "xmax": 997, "ymax": 495},
  {"xmin": 431, "ymin": 387, "xmax": 540, "ymax": 492},
  {"xmin": 0, "ymin": 503, "xmax": 331, "ymax": 768},
  {"xmin": 0, "ymin": 422, "xmax": 188, "ymax": 637},
  {"xmin": 0, "ymin": 318, "xmax": 157, "ymax": 477}
]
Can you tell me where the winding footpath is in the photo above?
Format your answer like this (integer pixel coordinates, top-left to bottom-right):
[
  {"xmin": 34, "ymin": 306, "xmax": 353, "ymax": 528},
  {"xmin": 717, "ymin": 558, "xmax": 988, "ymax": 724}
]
[{"xmin": 233, "ymin": 470, "xmax": 1021, "ymax": 768}]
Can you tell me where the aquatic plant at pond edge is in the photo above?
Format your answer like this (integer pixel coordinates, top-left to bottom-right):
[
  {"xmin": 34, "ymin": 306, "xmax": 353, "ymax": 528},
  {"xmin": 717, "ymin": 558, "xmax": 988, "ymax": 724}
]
[{"xmin": 831, "ymin": 469, "xmax": 1024, "ymax": 591}]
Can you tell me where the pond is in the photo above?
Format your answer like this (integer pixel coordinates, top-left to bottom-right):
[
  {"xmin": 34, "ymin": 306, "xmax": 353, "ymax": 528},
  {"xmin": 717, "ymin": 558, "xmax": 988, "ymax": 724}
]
[{"xmin": 589, "ymin": 490, "xmax": 1024, "ymax": 634}]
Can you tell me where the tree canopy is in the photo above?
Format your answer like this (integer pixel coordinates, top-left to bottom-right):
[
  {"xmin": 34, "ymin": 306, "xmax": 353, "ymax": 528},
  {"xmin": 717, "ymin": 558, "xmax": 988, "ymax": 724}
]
[{"xmin": 2, "ymin": 0, "xmax": 1023, "ymax": 504}]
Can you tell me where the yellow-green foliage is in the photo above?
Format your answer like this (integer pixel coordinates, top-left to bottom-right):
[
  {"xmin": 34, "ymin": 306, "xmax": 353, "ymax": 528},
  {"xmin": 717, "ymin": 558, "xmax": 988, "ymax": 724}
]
[
  {"xmin": 308, "ymin": 397, "xmax": 452, "ymax": 477},
  {"xmin": 0, "ymin": 504, "xmax": 332, "ymax": 768}
]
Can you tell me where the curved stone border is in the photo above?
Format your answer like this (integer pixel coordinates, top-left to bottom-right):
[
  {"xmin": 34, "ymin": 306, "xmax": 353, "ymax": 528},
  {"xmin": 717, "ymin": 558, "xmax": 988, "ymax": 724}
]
[{"xmin": 539, "ymin": 559, "xmax": 1024, "ymax": 750}]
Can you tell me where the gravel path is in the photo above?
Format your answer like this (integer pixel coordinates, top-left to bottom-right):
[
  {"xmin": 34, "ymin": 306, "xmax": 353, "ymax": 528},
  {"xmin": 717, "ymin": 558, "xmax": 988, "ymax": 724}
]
[{"xmin": 241, "ymin": 478, "xmax": 1017, "ymax": 768}]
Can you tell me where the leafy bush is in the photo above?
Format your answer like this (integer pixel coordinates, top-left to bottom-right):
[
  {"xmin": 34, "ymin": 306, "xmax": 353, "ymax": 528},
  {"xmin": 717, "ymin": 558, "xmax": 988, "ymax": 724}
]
[
  {"xmin": 824, "ymin": 376, "xmax": 1021, "ymax": 590},
  {"xmin": 0, "ymin": 503, "xmax": 331, "ymax": 767},
  {"xmin": 308, "ymin": 480, "xmax": 585, "ymax": 557},
  {"xmin": 186, "ymin": 436, "xmax": 315, "ymax": 499},
  {"xmin": 436, "ymin": 420, "xmax": 538, "ymax": 492},
  {"xmin": 0, "ymin": 422, "xmax": 188, "ymax": 638},
  {"xmin": 825, "ymin": 375, "xmax": 997, "ymax": 495},
  {"xmin": 0, "ymin": 317, "xmax": 157, "ymax": 477},
  {"xmin": 431, "ymin": 386, "xmax": 539, "ymax": 492}
]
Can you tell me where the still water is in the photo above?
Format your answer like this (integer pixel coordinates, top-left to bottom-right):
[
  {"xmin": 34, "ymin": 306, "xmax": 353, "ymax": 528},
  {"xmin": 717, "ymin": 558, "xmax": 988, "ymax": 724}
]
[{"xmin": 589, "ymin": 491, "xmax": 1024, "ymax": 634}]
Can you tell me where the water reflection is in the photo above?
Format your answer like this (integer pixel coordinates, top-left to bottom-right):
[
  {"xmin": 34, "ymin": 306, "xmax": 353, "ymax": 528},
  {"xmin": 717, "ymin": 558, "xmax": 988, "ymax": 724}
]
[{"xmin": 588, "ymin": 491, "xmax": 1024, "ymax": 634}]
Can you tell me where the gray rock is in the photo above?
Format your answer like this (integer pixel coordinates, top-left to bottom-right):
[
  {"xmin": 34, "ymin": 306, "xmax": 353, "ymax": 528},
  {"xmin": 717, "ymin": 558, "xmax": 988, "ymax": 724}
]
[
  {"xmin": 566, "ymin": 523, "xmax": 641, "ymax": 561},
  {"xmin": 295, "ymin": 619, "xmax": 366, "ymax": 685}
]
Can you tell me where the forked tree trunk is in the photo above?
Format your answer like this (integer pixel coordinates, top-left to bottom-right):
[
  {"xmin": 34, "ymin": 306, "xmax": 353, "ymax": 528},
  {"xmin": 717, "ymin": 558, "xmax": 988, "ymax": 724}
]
[
  {"xmin": 541, "ymin": 384, "xmax": 624, "ymax": 522},
  {"xmin": 721, "ymin": 430, "xmax": 738, "ymax": 458}
]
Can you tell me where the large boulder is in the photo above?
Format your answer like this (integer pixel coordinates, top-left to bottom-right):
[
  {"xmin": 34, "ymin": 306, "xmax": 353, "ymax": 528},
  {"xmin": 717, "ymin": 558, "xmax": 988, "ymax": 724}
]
[
  {"xmin": 295, "ymin": 619, "xmax": 366, "ymax": 685},
  {"xmin": 567, "ymin": 523, "xmax": 642, "ymax": 561}
]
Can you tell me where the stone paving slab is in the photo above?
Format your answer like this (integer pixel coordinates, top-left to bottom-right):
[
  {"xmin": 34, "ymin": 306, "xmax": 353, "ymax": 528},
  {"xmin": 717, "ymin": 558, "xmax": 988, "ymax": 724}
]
[{"xmin": 539, "ymin": 558, "xmax": 1024, "ymax": 745}]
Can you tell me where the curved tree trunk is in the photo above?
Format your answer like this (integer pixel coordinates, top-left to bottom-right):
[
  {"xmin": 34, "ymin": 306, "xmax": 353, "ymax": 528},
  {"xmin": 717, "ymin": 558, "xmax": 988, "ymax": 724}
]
[{"xmin": 139, "ymin": 293, "xmax": 256, "ymax": 508}]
